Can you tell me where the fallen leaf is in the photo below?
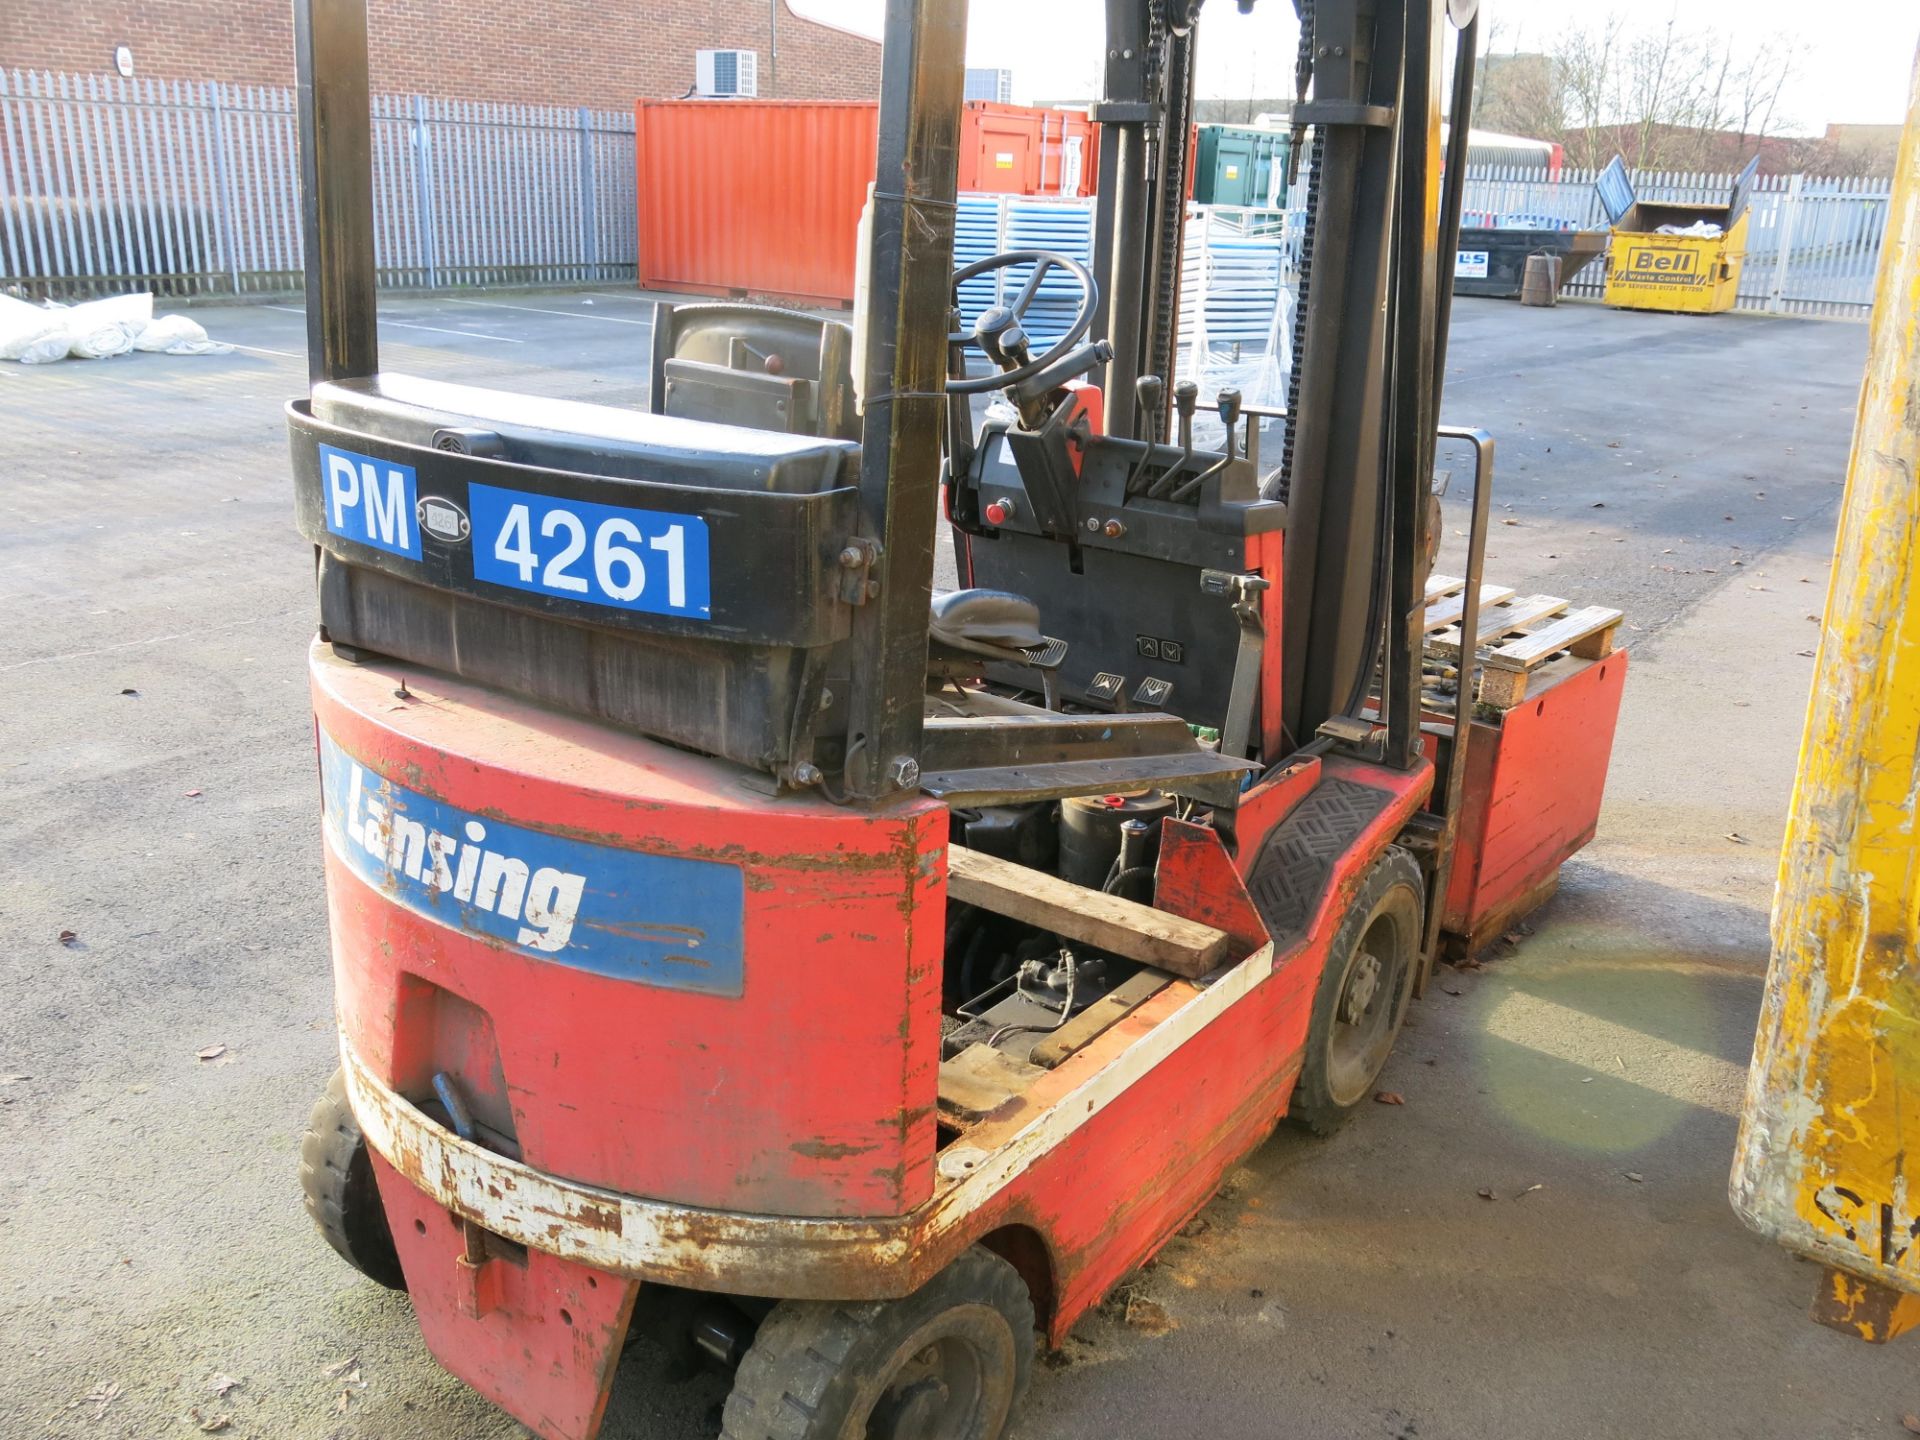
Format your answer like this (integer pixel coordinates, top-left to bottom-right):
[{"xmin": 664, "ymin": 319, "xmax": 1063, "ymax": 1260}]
[
  {"xmin": 1606, "ymin": 440, "xmax": 1622, "ymax": 448},
  {"xmin": 81, "ymin": 1383, "xmax": 122, "ymax": 1418},
  {"xmin": 1797, "ymin": 649, "xmax": 1816, "ymax": 657},
  {"xmin": 1501, "ymin": 517, "xmax": 1520, "ymax": 526},
  {"xmin": 191, "ymin": 1409, "xmax": 233, "ymax": 1433},
  {"xmin": 195, "ymin": 1044, "xmax": 227, "ymax": 1062},
  {"xmin": 1590, "ymin": 501, "xmax": 1605, "ymax": 508},
  {"xmin": 323, "ymin": 1357, "xmax": 360, "ymax": 1380},
  {"xmin": 1515, "ymin": 1183, "xmax": 1544, "ymax": 1198},
  {"xmin": 336, "ymin": 1390, "xmax": 353, "ymax": 1414},
  {"xmin": 1, "ymin": 1074, "xmax": 28, "ymax": 1084},
  {"xmin": 58, "ymin": 929, "xmax": 79, "ymax": 947},
  {"xmin": 1724, "ymin": 832, "xmax": 1749, "ymax": 844},
  {"xmin": 1476, "ymin": 1187, "xmax": 1497, "ymax": 1201},
  {"xmin": 207, "ymin": 1375, "xmax": 242, "ymax": 1398},
  {"xmin": 1122, "ymin": 1293, "xmax": 1175, "ymax": 1335},
  {"xmin": 1624, "ymin": 1171, "xmax": 1644, "ymax": 1184},
  {"xmin": 119, "ymin": 688, "xmax": 139, "ymax": 697},
  {"xmin": 1900, "ymin": 1414, "xmax": 1920, "ymax": 1435},
  {"xmin": 1374, "ymin": 1091, "xmax": 1405, "ymax": 1106},
  {"xmin": 184, "ymin": 788, "xmax": 203, "ymax": 798},
  {"xmin": 1442, "ymin": 986, "xmax": 1463, "ymax": 997}
]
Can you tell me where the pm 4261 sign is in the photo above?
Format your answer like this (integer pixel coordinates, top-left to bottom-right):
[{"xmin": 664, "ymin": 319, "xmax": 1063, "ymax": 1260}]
[{"xmin": 319, "ymin": 442, "xmax": 712, "ymax": 620}]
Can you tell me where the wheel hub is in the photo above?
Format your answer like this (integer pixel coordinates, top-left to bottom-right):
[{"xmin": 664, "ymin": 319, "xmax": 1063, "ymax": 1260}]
[{"xmin": 1340, "ymin": 952, "xmax": 1382, "ymax": 1024}]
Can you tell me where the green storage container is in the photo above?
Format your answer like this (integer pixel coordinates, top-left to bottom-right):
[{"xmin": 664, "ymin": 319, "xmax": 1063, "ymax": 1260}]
[{"xmin": 1193, "ymin": 125, "xmax": 1291, "ymax": 208}]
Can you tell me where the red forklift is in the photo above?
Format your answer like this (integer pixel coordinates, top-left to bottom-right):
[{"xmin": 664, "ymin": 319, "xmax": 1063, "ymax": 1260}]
[{"xmin": 291, "ymin": 1, "xmax": 1628, "ymax": 1436}]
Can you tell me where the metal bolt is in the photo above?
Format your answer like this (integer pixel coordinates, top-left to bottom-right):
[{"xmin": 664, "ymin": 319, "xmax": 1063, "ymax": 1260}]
[
  {"xmin": 790, "ymin": 762, "xmax": 822, "ymax": 787},
  {"xmin": 819, "ymin": 688, "xmax": 834, "ymax": 710},
  {"xmin": 1085, "ymin": 516, "xmax": 1102, "ymax": 533},
  {"xmin": 1103, "ymin": 518, "xmax": 1127, "ymax": 539},
  {"xmin": 839, "ymin": 544, "xmax": 866, "ymax": 569},
  {"xmin": 887, "ymin": 755, "xmax": 921, "ymax": 790}
]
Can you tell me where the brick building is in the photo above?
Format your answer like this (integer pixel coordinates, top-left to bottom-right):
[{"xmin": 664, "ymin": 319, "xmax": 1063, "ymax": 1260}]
[{"xmin": 0, "ymin": 0, "xmax": 881, "ymax": 109}]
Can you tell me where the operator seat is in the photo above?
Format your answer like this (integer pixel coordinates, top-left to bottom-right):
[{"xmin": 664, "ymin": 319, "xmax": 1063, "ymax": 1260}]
[{"xmin": 650, "ymin": 302, "xmax": 860, "ymax": 442}]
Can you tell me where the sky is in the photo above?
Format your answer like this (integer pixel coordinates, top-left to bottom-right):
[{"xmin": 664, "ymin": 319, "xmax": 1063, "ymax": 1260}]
[{"xmin": 792, "ymin": 0, "xmax": 1918, "ymax": 133}]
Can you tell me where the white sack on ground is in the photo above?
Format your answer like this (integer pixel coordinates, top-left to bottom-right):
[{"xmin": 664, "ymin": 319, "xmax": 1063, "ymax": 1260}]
[{"xmin": 0, "ymin": 291, "xmax": 232, "ymax": 363}]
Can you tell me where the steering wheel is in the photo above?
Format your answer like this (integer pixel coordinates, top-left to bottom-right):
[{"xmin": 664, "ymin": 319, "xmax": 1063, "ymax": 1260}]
[{"xmin": 947, "ymin": 250, "xmax": 1100, "ymax": 396}]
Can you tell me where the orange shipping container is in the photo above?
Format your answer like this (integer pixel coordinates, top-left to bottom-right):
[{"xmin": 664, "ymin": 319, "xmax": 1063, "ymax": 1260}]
[
  {"xmin": 634, "ymin": 100, "xmax": 879, "ymax": 309},
  {"xmin": 956, "ymin": 102, "xmax": 1100, "ymax": 197},
  {"xmin": 634, "ymin": 99, "xmax": 1100, "ymax": 308}
]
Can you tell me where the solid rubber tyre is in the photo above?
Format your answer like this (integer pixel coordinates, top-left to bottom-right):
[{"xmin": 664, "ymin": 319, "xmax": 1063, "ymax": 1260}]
[
  {"xmin": 299, "ymin": 1067, "xmax": 407, "ymax": 1291},
  {"xmin": 720, "ymin": 1246, "xmax": 1034, "ymax": 1440},
  {"xmin": 1288, "ymin": 846, "xmax": 1425, "ymax": 1137}
]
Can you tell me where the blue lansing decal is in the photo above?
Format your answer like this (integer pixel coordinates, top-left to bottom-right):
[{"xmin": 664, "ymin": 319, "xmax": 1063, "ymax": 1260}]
[
  {"xmin": 467, "ymin": 481, "xmax": 712, "ymax": 620},
  {"xmin": 319, "ymin": 443, "xmax": 422, "ymax": 560},
  {"xmin": 318, "ymin": 731, "xmax": 744, "ymax": 995}
]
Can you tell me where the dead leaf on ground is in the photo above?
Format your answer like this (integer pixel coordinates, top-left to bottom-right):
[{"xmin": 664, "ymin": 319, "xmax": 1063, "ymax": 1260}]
[
  {"xmin": 336, "ymin": 1390, "xmax": 353, "ymax": 1414},
  {"xmin": 1374, "ymin": 1091, "xmax": 1406, "ymax": 1106},
  {"xmin": 323, "ymin": 1356, "xmax": 361, "ymax": 1380},
  {"xmin": 195, "ymin": 1044, "xmax": 228, "ymax": 1062},
  {"xmin": 1606, "ymin": 440, "xmax": 1622, "ymax": 448},
  {"xmin": 1591, "ymin": 501, "xmax": 1606, "ymax": 508},
  {"xmin": 183, "ymin": 788, "xmax": 203, "ymax": 799},
  {"xmin": 1476, "ymin": 1187, "xmax": 1497, "ymax": 1201},
  {"xmin": 58, "ymin": 929, "xmax": 80, "ymax": 947},
  {"xmin": 119, "ymin": 688, "xmax": 139, "ymax": 697},
  {"xmin": 207, "ymin": 1374, "xmax": 242, "ymax": 1398},
  {"xmin": 191, "ymin": 1408, "xmax": 233, "ymax": 1433},
  {"xmin": 1797, "ymin": 649, "xmax": 1816, "ymax": 658},
  {"xmin": 1122, "ymin": 1293, "xmax": 1175, "ymax": 1336},
  {"xmin": 1442, "ymin": 986, "xmax": 1463, "ymax": 997},
  {"xmin": 1501, "ymin": 518, "xmax": 1520, "ymax": 526},
  {"xmin": 1624, "ymin": 1171, "xmax": 1645, "ymax": 1184},
  {"xmin": 1515, "ymin": 1183, "xmax": 1544, "ymax": 1199},
  {"xmin": 79, "ymin": 1383, "xmax": 122, "ymax": 1418},
  {"xmin": 1899, "ymin": 1414, "xmax": 1920, "ymax": 1435},
  {"xmin": 1724, "ymin": 833, "xmax": 1748, "ymax": 845}
]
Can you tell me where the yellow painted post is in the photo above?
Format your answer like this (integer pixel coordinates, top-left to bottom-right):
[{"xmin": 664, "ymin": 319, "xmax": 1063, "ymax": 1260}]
[{"xmin": 1730, "ymin": 47, "xmax": 1920, "ymax": 1342}]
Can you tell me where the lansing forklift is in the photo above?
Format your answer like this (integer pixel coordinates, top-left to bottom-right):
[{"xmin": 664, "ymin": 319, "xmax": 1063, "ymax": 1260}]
[{"xmin": 290, "ymin": 0, "xmax": 1629, "ymax": 1436}]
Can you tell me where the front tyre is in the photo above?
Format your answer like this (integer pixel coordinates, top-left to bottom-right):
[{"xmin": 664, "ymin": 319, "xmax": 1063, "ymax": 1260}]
[
  {"xmin": 1289, "ymin": 846, "xmax": 1424, "ymax": 1136},
  {"xmin": 721, "ymin": 1246, "xmax": 1034, "ymax": 1440}
]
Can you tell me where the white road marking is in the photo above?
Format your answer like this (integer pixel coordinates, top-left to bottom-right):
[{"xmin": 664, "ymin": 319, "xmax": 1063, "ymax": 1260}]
[
  {"xmin": 444, "ymin": 297, "xmax": 653, "ymax": 327},
  {"xmin": 228, "ymin": 342, "xmax": 303, "ymax": 359},
  {"xmin": 382, "ymin": 320, "xmax": 524, "ymax": 344}
]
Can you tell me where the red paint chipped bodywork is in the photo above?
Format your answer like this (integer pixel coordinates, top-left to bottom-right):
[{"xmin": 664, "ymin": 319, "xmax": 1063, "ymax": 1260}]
[
  {"xmin": 1442, "ymin": 653, "xmax": 1628, "ymax": 950},
  {"xmin": 313, "ymin": 643, "xmax": 948, "ymax": 1220}
]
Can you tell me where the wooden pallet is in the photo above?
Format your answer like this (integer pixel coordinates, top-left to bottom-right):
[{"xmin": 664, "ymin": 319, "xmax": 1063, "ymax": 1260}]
[{"xmin": 1423, "ymin": 575, "xmax": 1623, "ymax": 710}]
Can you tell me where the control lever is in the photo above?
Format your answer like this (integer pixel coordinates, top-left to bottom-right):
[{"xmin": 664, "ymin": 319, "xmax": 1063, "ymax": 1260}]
[
  {"xmin": 1125, "ymin": 375, "xmax": 1166, "ymax": 496},
  {"xmin": 1171, "ymin": 387, "xmax": 1244, "ymax": 504},
  {"xmin": 1149, "ymin": 381, "xmax": 1200, "ymax": 498},
  {"xmin": 1215, "ymin": 388, "xmax": 1242, "ymax": 458}
]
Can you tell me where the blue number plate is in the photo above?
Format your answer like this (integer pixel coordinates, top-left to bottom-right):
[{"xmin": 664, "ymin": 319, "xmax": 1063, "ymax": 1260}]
[
  {"xmin": 468, "ymin": 481, "xmax": 712, "ymax": 619},
  {"xmin": 320, "ymin": 730, "xmax": 744, "ymax": 994}
]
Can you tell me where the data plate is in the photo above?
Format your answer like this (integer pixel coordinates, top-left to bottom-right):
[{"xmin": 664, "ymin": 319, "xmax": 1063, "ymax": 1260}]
[{"xmin": 467, "ymin": 481, "xmax": 711, "ymax": 619}]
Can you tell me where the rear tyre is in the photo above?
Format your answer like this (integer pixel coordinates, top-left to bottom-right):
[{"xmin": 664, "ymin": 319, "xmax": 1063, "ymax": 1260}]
[
  {"xmin": 299, "ymin": 1067, "xmax": 406, "ymax": 1291},
  {"xmin": 1288, "ymin": 846, "xmax": 1424, "ymax": 1137},
  {"xmin": 721, "ymin": 1246, "xmax": 1034, "ymax": 1440}
]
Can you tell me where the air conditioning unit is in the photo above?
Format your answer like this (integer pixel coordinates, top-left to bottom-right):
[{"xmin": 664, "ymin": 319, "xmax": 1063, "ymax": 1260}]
[{"xmin": 695, "ymin": 49, "xmax": 758, "ymax": 98}]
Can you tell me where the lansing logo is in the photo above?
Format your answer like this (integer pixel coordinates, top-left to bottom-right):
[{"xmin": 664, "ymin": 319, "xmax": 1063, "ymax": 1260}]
[{"xmin": 341, "ymin": 762, "xmax": 585, "ymax": 953}]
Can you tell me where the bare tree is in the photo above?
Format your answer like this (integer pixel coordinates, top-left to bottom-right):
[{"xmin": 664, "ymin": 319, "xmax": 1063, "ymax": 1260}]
[{"xmin": 1471, "ymin": 13, "xmax": 1803, "ymax": 173}]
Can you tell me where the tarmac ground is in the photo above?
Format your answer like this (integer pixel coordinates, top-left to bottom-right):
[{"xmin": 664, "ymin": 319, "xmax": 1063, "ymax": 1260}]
[{"xmin": 0, "ymin": 288, "xmax": 1893, "ymax": 1438}]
